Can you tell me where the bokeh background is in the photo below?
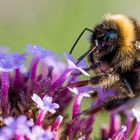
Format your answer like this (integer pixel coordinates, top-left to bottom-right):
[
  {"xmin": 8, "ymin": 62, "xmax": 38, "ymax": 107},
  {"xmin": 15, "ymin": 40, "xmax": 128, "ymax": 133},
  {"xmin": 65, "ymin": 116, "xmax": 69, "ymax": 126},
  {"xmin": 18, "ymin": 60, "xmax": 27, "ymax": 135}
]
[
  {"xmin": 0, "ymin": 0, "xmax": 140, "ymax": 55},
  {"xmin": 0, "ymin": 0, "xmax": 140, "ymax": 137}
]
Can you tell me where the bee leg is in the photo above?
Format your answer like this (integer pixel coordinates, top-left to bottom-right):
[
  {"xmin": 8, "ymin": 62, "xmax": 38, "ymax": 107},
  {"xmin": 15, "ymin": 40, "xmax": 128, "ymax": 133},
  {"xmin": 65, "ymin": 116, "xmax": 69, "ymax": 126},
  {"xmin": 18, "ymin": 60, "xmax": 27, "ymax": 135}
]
[
  {"xmin": 68, "ymin": 80, "xmax": 90, "ymax": 88},
  {"xmin": 88, "ymin": 51, "xmax": 95, "ymax": 64},
  {"xmin": 85, "ymin": 61, "xmax": 102, "ymax": 71},
  {"xmin": 90, "ymin": 70, "xmax": 119, "ymax": 88},
  {"xmin": 104, "ymin": 94, "xmax": 131, "ymax": 110},
  {"xmin": 122, "ymin": 77, "xmax": 135, "ymax": 97},
  {"xmin": 76, "ymin": 94, "xmax": 131, "ymax": 116},
  {"xmin": 68, "ymin": 70, "xmax": 108, "ymax": 88}
]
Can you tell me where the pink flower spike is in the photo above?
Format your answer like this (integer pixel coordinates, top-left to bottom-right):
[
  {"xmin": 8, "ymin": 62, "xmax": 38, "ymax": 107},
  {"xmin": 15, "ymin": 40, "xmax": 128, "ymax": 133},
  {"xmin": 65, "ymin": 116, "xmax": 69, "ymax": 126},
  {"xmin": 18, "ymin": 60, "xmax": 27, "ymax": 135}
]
[
  {"xmin": 109, "ymin": 112, "xmax": 121, "ymax": 138},
  {"xmin": 67, "ymin": 59, "xmax": 89, "ymax": 77},
  {"xmin": 51, "ymin": 115, "xmax": 63, "ymax": 131},
  {"xmin": 131, "ymin": 122, "xmax": 140, "ymax": 140},
  {"xmin": 36, "ymin": 110, "xmax": 47, "ymax": 126},
  {"xmin": 112, "ymin": 125, "xmax": 127, "ymax": 140},
  {"xmin": 101, "ymin": 124, "xmax": 109, "ymax": 140},
  {"xmin": 124, "ymin": 111, "xmax": 134, "ymax": 138},
  {"xmin": 72, "ymin": 94, "xmax": 82, "ymax": 118},
  {"xmin": 132, "ymin": 109, "xmax": 140, "ymax": 122},
  {"xmin": 130, "ymin": 109, "xmax": 140, "ymax": 140},
  {"xmin": 16, "ymin": 135, "xmax": 25, "ymax": 140},
  {"xmin": 68, "ymin": 87, "xmax": 90, "ymax": 118}
]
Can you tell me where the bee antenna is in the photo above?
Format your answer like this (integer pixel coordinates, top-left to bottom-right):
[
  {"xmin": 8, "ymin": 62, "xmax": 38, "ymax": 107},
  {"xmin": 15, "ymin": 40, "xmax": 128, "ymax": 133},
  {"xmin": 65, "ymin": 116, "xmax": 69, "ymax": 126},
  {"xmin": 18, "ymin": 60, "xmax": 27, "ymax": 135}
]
[{"xmin": 69, "ymin": 28, "xmax": 94, "ymax": 54}]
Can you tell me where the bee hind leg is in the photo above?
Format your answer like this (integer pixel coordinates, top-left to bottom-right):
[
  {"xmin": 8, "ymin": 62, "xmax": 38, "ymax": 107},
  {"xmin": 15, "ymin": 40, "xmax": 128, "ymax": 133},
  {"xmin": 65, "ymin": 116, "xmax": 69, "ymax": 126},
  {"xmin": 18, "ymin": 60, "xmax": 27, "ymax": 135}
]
[
  {"xmin": 122, "ymin": 76, "xmax": 135, "ymax": 97},
  {"xmin": 104, "ymin": 95, "xmax": 131, "ymax": 110},
  {"xmin": 75, "ymin": 94, "xmax": 131, "ymax": 117}
]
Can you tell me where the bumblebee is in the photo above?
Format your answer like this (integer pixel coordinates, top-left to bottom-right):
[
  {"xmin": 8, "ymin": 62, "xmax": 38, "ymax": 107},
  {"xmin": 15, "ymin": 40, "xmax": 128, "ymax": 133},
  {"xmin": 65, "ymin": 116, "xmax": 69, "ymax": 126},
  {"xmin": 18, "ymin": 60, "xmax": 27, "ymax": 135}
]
[{"xmin": 70, "ymin": 14, "xmax": 140, "ymax": 111}]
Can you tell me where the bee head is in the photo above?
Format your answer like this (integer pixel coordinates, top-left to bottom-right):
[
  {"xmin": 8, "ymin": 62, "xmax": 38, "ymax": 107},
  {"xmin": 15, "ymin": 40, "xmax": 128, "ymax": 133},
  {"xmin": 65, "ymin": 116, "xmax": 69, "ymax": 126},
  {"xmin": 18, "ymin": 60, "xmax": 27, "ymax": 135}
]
[{"xmin": 90, "ymin": 23, "xmax": 119, "ymax": 55}]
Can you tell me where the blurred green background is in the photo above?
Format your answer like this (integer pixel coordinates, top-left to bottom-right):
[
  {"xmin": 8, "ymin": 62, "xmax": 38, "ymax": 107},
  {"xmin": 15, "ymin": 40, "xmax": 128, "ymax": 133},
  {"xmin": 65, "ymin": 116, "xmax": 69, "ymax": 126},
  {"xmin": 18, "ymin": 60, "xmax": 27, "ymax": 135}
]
[{"xmin": 0, "ymin": 0, "xmax": 140, "ymax": 55}]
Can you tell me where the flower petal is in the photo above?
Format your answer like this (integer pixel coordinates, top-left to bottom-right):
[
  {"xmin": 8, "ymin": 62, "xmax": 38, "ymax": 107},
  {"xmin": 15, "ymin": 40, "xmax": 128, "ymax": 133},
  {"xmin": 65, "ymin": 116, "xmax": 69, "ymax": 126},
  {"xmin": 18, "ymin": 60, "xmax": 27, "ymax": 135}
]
[
  {"xmin": 132, "ymin": 109, "xmax": 140, "ymax": 122},
  {"xmin": 31, "ymin": 94, "xmax": 44, "ymax": 107},
  {"xmin": 67, "ymin": 59, "xmax": 89, "ymax": 76},
  {"xmin": 51, "ymin": 103, "xmax": 59, "ymax": 109},
  {"xmin": 43, "ymin": 95, "xmax": 53, "ymax": 104}
]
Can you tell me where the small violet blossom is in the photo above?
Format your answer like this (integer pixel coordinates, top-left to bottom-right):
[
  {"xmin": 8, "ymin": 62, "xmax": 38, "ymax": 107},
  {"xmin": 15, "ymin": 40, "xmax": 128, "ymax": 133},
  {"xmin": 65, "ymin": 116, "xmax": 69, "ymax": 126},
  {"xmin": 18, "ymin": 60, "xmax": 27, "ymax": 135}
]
[
  {"xmin": 27, "ymin": 126, "xmax": 55, "ymax": 140},
  {"xmin": 48, "ymin": 54, "xmax": 89, "ymax": 91},
  {"xmin": 32, "ymin": 93, "xmax": 59, "ymax": 126},
  {"xmin": 0, "ymin": 52, "xmax": 26, "ymax": 115},
  {"xmin": 31, "ymin": 93, "xmax": 59, "ymax": 113},
  {"xmin": 26, "ymin": 44, "xmax": 53, "ymax": 58},
  {"xmin": 0, "ymin": 53, "xmax": 26, "ymax": 71},
  {"xmin": 0, "ymin": 115, "xmax": 34, "ymax": 139},
  {"xmin": 26, "ymin": 44, "xmax": 53, "ymax": 82}
]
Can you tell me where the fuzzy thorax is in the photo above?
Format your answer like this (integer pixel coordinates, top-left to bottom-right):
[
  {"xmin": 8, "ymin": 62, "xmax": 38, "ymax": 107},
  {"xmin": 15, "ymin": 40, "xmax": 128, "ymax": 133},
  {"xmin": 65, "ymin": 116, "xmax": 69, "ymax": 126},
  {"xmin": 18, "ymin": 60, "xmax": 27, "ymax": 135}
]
[
  {"xmin": 105, "ymin": 14, "xmax": 137, "ymax": 70},
  {"xmin": 105, "ymin": 14, "xmax": 135, "ymax": 55}
]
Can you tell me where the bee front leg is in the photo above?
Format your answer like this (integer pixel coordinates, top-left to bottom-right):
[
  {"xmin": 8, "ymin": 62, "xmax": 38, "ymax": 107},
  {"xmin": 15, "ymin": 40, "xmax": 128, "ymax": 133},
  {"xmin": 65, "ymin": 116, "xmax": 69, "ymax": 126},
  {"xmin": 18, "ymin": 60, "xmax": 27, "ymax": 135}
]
[
  {"xmin": 90, "ymin": 69, "xmax": 120, "ymax": 88},
  {"xmin": 68, "ymin": 68, "xmax": 119, "ymax": 89}
]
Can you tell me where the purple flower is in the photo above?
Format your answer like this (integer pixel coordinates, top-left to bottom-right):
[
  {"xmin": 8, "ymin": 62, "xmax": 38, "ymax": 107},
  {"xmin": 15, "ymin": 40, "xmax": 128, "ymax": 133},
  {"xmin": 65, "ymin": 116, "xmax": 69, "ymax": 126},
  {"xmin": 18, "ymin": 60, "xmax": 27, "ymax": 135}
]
[
  {"xmin": 1, "ymin": 45, "xmax": 140, "ymax": 140},
  {"xmin": 64, "ymin": 52, "xmax": 87, "ymax": 68},
  {"xmin": 124, "ymin": 111, "xmax": 134, "ymax": 138},
  {"xmin": 68, "ymin": 87, "xmax": 90, "ymax": 118},
  {"xmin": 27, "ymin": 125, "xmax": 55, "ymax": 140},
  {"xmin": 132, "ymin": 109, "xmax": 140, "ymax": 122},
  {"xmin": 67, "ymin": 59, "xmax": 89, "ymax": 76},
  {"xmin": 64, "ymin": 52, "xmax": 89, "ymax": 76},
  {"xmin": 100, "ymin": 124, "xmax": 109, "ymax": 140},
  {"xmin": 112, "ymin": 125, "xmax": 127, "ymax": 140},
  {"xmin": 51, "ymin": 115, "xmax": 63, "ymax": 131},
  {"xmin": 109, "ymin": 112, "xmax": 121, "ymax": 138},
  {"xmin": 41, "ymin": 55, "xmax": 66, "ymax": 83},
  {"xmin": 26, "ymin": 44, "xmax": 53, "ymax": 82},
  {"xmin": 0, "ymin": 53, "xmax": 26, "ymax": 71},
  {"xmin": 68, "ymin": 87, "xmax": 92, "ymax": 97},
  {"xmin": 26, "ymin": 44, "xmax": 53, "ymax": 58},
  {"xmin": 65, "ymin": 116, "xmax": 94, "ymax": 140},
  {"xmin": 0, "ymin": 127, "xmax": 13, "ymax": 140},
  {"xmin": 32, "ymin": 93, "xmax": 59, "ymax": 113},
  {"xmin": 0, "ymin": 115, "xmax": 34, "ymax": 139},
  {"xmin": 32, "ymin": 93, "xmax": 60, "ymax": 126},
  {"xmin": 0, "ymin": 52, "xmax": 26, "ymax": 115},
  {"xmin": 47, "ymin": 53, "xmax": 89, "ymax": 92},
  {"xmin": 0, "ymin": 71, "xmax": 10, "ymax": 115},
  {"xmin": 11, "ymin": 53, "xmax": 27, "ymax": 68}
]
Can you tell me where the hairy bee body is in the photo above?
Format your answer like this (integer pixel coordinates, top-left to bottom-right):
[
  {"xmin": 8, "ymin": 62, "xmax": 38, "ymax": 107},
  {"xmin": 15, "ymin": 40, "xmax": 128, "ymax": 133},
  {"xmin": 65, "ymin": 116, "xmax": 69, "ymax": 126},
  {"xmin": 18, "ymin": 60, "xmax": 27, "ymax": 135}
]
[{"xmin": 88, "ymin": 15, "xmax": 140, "ymax": 110}]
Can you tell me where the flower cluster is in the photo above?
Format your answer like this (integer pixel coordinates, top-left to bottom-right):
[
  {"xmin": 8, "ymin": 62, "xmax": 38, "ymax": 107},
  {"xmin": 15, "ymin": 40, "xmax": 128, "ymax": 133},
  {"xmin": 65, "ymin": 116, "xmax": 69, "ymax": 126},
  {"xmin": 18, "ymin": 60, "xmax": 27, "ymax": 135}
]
[{"xmin": 0, "ymin": 44, "xmax": 139, "ymax": 140}]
